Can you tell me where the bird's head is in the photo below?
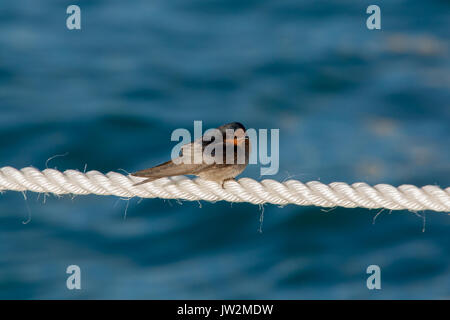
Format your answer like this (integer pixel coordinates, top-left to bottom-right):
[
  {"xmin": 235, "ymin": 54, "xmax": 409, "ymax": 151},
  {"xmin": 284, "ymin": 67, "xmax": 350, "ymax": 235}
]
[{"xmin": 217, "ymin": 122, "xmax": 248, "ymax": 146}]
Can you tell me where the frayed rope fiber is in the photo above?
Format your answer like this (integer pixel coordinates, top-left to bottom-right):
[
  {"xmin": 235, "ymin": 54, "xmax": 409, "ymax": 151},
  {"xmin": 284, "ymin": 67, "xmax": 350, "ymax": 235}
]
[{"xmin": 0, "ymin": 166, "xmax": 449, "ymax": 212}]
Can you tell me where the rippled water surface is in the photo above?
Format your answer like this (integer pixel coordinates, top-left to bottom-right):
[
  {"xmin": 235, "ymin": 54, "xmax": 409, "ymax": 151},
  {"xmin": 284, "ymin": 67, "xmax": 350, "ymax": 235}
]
[{"xmin": 0, "ymin": 0, "xmax": 449, "ymax": 299}]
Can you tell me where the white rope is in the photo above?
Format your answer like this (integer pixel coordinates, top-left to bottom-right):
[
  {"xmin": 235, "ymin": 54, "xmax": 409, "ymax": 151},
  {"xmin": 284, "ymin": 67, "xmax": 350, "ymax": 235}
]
[{"xmin": 0, "ymin": 166, "xmax": 449, "ymax": 212}]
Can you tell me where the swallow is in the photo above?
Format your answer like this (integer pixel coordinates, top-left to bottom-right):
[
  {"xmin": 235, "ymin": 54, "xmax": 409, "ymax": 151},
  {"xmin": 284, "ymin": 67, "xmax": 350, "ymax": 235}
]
[{"xmin": 132, "ymin": 122, "xmax": 251, "ymax": 187}]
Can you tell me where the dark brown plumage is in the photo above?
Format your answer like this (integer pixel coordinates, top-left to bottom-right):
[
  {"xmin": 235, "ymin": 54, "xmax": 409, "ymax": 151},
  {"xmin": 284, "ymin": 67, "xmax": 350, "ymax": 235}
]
[{"xmin": 132, "ymin": 122, "xmax": 250, "ymax": 186}]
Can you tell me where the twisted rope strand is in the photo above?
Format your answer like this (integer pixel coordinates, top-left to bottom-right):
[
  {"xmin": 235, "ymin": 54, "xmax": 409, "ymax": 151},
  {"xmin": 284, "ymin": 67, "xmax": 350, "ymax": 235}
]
[{"xmin": 0, "ymin": 166, "xmax": 449, "ymax": 212}]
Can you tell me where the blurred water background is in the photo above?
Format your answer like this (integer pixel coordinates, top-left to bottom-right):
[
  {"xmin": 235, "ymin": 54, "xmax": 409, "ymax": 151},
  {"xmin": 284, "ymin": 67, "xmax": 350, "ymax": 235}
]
[{"xmin": 0, "ymin": 0, "xmax": 449, "ymax": 299}]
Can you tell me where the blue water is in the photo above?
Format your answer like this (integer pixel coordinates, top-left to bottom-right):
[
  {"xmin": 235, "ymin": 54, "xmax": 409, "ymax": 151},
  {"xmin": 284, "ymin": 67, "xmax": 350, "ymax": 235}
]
[{"xmin": 0, "ymin": 0, "xmax": 449, "ymax": 299}]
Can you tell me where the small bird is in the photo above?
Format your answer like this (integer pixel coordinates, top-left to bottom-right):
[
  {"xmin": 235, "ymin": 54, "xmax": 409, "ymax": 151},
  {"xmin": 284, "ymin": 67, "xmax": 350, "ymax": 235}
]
[{"xmin": 132, "ymin": 122, "xmax": 251, "ymax": 186}]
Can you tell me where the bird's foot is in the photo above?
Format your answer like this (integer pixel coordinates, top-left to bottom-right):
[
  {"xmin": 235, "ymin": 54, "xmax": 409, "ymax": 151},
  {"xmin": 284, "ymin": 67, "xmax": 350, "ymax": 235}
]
[{"xmin": 221, "ymin": 178, "xmax": 236, "ymax": 189}]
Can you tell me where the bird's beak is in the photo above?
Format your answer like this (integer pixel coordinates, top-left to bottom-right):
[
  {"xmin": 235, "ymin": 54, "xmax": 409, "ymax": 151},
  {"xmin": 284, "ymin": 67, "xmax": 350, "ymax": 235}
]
[{"xmin": 224, "ymin": 136, "xmax": 246, "ymax": 146}]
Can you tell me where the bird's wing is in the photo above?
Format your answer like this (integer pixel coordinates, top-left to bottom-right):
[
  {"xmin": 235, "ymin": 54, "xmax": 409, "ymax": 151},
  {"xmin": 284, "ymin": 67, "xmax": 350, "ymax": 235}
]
[
  {"xmin": 179, "ymin": 135, "xmax": 220, "ymax": 165},
  {"xmin": 131, "ymin": 132, "xmax": 241, "ymax": 182},
  {"xmin": 132, "ymin": 160, "xmax": 196, "ymax": 178},
  {"xmin": 179, "ymin": 134, "xmax": 247, "ymax": 167},
  {"xmin": 132, "ymin": 138, "xmax": 213, "ymax": 179}
]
